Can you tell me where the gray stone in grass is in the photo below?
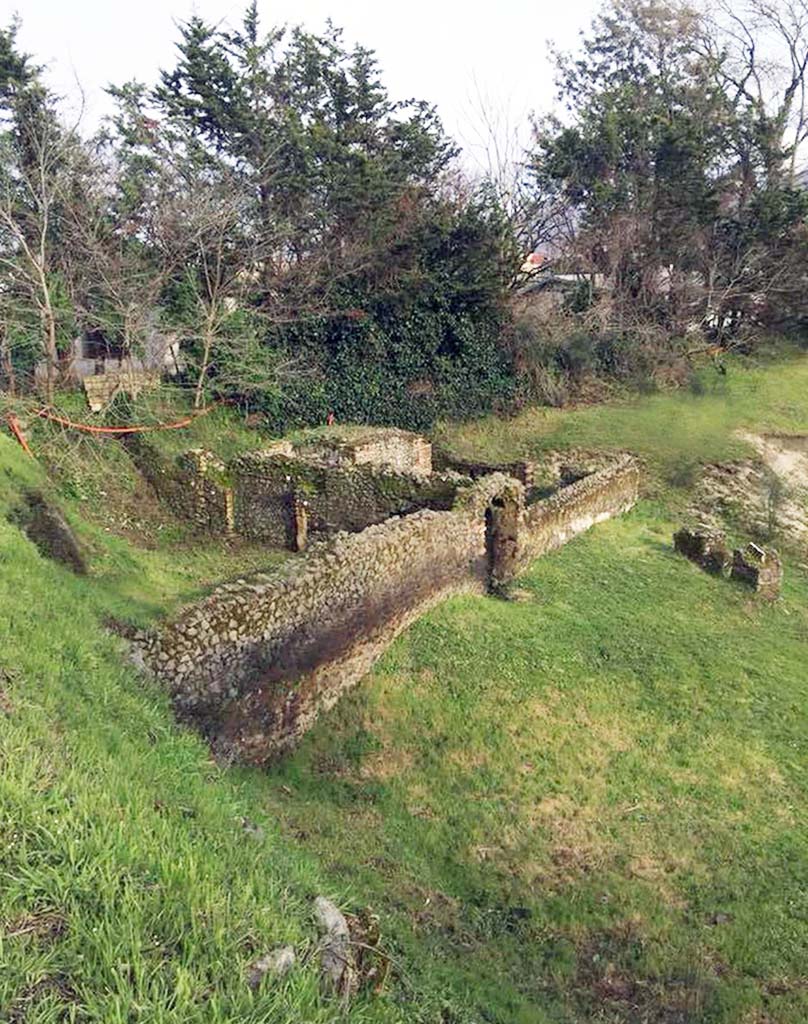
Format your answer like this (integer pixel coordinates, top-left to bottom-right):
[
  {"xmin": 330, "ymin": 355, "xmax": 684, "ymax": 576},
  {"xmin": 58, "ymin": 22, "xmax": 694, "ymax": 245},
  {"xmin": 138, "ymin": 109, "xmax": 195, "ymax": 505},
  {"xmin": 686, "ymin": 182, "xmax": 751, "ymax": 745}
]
[
  {"xmin": 246, "ymin": 945, "xmax": 296, "ymax": 989},
  {"xmin": 313, "ymin": 896, "xmax": 353, "ymax": 994}
]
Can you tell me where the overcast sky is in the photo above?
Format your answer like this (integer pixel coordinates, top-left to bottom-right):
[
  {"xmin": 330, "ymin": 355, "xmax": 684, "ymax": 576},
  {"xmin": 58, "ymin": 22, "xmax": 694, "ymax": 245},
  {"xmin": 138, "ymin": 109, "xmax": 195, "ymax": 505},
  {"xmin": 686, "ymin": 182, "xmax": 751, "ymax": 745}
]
[{"xmin": 4, "ymin": 0, "xmax": 601, "ymax": 170}]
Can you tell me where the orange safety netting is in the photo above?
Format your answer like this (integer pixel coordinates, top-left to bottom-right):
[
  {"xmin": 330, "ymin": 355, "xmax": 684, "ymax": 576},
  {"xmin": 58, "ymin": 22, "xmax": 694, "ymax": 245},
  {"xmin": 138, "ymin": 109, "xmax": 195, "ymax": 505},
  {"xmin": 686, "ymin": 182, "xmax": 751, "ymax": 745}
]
[
  {"xmin": 5, "ymin": 413, "xmax": 34, "ymax": 457},
  {"xmin": 34, "ymin": 403, "xmax": 218, "ymax": 435}
]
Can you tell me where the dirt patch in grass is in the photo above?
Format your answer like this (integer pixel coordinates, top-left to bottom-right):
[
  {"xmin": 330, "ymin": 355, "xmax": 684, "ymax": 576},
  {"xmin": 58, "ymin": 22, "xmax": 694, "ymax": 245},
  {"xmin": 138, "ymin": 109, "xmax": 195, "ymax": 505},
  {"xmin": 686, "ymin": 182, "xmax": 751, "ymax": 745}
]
[
  {"xmin": 360, "ymin": 746, "xmax": 415, "ymax": 781},
  {"xmin": 406, "ymin": 782, "xmax": 438, "ymax": 820},
  {"xmin": 88, "ymin": 472, "xmax": 178, "ymax": 548},
  {"xmin": 402, "ymin": 883, "xmax": 463, "ymax": 936},
  {"xmin": 7, "ymin": 974, "xmax": 79, "ymax": 1022},
  {"xmin": 0, "ymin": 684, "xmax": 13, "ymax": 716},
  {"xmin": 5, "ymin": 910, "xmax": 68, "ymax": 943},
  {"xmin": 574, "ymin": 924, "xmax": 718, "ymax": 1023}
]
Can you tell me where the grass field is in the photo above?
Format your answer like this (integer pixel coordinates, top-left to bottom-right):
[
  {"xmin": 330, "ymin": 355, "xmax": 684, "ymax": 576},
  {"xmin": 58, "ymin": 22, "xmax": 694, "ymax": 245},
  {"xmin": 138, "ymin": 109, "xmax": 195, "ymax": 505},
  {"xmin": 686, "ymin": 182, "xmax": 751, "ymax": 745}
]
[
  {"xmin": 269, "ymin": 506, "xmax": 808, "ymax": 1022},
  {"xmin": 436, "ymin": 346, "xmax": 808, "ymax": 488},
  {"xmin": 2, "ymin": 353, "xmax": 808, "ymax": 1021}
]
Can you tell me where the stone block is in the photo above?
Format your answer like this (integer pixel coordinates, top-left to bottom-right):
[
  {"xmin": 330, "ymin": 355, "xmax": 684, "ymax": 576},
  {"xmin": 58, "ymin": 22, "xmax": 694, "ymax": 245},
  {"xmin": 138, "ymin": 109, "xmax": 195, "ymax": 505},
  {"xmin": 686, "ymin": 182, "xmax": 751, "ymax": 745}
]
[
  {"xmin": 674, "ymin": 527, "xmax": 731, "ymax": 574},
  {"xmin": 731, "ymin": 543, "xmax": 783, "ymax": 599}
]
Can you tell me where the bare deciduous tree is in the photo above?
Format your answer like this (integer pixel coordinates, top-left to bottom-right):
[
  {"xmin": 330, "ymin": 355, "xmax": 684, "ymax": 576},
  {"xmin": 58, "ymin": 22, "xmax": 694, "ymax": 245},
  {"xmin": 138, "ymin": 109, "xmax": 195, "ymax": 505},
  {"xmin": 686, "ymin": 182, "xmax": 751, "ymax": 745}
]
[
  {"xmin": 0, "ymin": 95, "xmax": 80, "ymax": 402},
  {"xmin": 703, "ymin": 0, "xmax": 808, "ymax": 183}
]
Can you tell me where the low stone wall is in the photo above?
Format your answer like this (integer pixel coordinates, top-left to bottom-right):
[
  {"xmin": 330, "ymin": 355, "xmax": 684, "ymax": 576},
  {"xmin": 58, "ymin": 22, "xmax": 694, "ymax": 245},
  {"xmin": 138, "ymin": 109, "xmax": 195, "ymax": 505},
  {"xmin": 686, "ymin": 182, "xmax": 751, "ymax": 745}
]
[
  {"xmin": 125, "ymin": 437, "xmax": 233, "ymax": 533},
  {"xmin": 136, "ymin": 456, "xmax": 640, "ymax": 764},
  {"xmin": 82, "ymin": 369, "xmax": 160, "ymax": 412},
  {"xmin": 126, "ymin": 429, "xmax": 460, "ymax": 545},
  {"xmin": 516, "ymin": 455, "xmax": 640, "ymax": 569},
  {"xmin": 304, "ymin": 428, "xmax": 433, "ymax": 475},
  {"xmin": 436, "ymin": 447, "xmax": 632, "ymax": 496},
  {"xmin": 232, "ymin": 451, "xmax": 464, "ymax": 546}
]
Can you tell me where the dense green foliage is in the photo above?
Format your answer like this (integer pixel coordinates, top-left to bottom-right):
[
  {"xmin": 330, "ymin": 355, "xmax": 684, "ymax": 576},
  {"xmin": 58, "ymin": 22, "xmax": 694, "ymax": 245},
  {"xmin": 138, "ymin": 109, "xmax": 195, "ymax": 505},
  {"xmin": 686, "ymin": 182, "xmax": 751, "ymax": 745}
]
[
  {"xmin": 0, "ymin": 6, "xmax": 518, "ymax": 425},
  {"xmin": 146, "ymin": 5, "xmax": 517, "ymax": 427},
  {"xmin": 4, "ymin": 1, "xmax": 808, "ymax": 421},
  {"xmin": 261, "ymin": 200, "xmax": 517, "ymax": 430},
  {"xmin": 529, "ymin": 1, "xmax": 808, "ymax": 339}
]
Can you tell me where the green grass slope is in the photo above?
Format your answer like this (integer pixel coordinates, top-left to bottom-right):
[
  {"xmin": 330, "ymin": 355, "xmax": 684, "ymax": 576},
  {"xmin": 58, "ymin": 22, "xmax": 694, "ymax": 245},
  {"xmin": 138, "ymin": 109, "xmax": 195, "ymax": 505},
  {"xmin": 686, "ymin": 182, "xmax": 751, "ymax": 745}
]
[
  {"xmin": 269, "ymin": 506, "xmax": 808, "ymax": 1022},
  {"xmin": 3, "ymin": 354, "xmax": 808, "ymax": 1022},
  {"xmin": 0, "ymin": 438, "xmax": 425, "ymax": 1024},
  {"xmin": 436, "ymin": 345, "xmax": 808, "ymax": 487}
]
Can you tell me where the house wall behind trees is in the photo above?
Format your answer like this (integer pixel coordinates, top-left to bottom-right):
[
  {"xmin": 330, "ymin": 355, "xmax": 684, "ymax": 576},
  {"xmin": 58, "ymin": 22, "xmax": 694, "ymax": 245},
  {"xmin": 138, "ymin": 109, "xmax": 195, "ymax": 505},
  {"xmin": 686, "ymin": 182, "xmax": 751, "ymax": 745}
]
[{"xmin": 135, "ymin": 457, "xmax": 640, "ymax": 763}]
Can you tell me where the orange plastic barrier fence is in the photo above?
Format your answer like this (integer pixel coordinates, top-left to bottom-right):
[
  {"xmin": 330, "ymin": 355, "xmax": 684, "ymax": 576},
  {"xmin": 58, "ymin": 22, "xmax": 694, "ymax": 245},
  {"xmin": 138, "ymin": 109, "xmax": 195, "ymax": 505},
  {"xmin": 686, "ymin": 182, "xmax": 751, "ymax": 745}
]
[
  {"xmin": 6, "ymin": 413, "xmax": 34, "ymax": 457},
  {"xmin": 35, "ymin": 403, "xmax": 218, "ymax": 435}
]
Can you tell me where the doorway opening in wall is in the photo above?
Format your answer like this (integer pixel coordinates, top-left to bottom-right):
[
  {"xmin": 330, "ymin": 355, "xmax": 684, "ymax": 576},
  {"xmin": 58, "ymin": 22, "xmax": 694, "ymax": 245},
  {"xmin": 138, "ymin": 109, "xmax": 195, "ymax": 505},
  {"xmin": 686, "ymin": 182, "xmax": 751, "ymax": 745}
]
[{"xmin": 81, "ymin": 330, "xmax": 126, "ymax": 370}]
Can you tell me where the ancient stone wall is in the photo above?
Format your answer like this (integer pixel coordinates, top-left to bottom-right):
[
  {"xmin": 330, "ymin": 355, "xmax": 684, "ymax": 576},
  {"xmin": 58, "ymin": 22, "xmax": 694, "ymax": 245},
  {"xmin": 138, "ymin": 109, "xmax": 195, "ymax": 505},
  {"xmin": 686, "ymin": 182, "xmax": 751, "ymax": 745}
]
[
  {"xmin": 302, "ymin": 428, "xmax": 433, "ymax": 475},
  {"xmin": 232, "ymin": 451, "xmax": 463, "ymax": 546},
  {"xmin": 515, "ymin": 455, "xmax": 641, "ymax": 570},
  {"xmin": 126, "ymin": 428, "xmax": 455, "ymax": 546},
  {"xmin": 435, "ymin": 447, "xmax": 633, "ymax": 497},
  {"xmin": 136, "ymin": 457, "xmax": 640, "ymax": 763},
  {"xmin": 125, "ymin": 437, "xmax": 233, "ymax": 533}
]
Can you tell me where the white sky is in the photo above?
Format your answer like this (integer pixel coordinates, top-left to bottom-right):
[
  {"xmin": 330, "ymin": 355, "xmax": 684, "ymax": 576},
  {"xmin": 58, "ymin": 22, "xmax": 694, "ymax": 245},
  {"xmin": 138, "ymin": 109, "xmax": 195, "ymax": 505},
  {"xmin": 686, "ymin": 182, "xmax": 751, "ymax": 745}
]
[{"xmin": 4, "ymin": 0, "xmax": 601, "ymax": 170}]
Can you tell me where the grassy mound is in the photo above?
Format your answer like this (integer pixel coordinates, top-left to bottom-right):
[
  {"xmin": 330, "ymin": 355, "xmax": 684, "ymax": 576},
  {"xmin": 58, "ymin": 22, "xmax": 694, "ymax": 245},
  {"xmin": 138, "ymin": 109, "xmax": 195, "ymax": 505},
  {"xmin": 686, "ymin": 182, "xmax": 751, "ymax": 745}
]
[{"xmin": 436, "ymin": 345, "xmax": 808, "ymax": 490}]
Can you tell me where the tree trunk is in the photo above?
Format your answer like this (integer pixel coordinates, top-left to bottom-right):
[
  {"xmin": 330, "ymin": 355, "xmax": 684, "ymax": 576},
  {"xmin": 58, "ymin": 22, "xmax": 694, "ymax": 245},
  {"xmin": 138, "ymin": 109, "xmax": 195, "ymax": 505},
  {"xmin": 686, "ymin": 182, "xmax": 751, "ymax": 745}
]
[
  {"xmin": 0, "ymin": 332, "xmax": 15, "ymax": 396},
  {"xmin": 41, "ymin": 303, "xmax": 58, "ymax": 405},
  {"xmin": 194, "ymin": 314, "xmax": 216, "ymax": 409}
]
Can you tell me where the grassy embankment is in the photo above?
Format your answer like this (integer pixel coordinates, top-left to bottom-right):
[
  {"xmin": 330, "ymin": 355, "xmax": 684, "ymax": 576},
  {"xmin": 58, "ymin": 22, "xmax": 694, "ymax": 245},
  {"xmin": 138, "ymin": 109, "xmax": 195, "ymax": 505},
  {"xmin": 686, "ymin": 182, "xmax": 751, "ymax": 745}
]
[
  {"xmin": 271, "ymin": 350, "xmax": 808, "ymax": 1022},
  {"xmin": 2, "ymin": 351, "xmax": 808, "ymax": 1021},
  {"xmin": 436, "ymin": 344, "xmax": 808, "ymax": 493},
  {"xmin": 0, "ymin": 425, "xmax": 397, "ymax": 1023}
]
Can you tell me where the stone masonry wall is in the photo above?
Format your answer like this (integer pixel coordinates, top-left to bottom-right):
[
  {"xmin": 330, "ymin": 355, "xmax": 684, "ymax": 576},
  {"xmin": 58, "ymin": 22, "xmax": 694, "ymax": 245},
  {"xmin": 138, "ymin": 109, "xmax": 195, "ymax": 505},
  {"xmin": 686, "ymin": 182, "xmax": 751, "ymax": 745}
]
[
  {"xmin": 136, "ymin": 457, "xmax": 639, "ymax": 764},
  {"xmin": 124, "ymin": 436, "xmax": 233, "ymax": 534},
  {"xmin": 126, "ymin": 428, "xmax": 455, "ymax": 546},
  {"xmin": 232, "ymin": 451, "xmax": 464, "ymax": 546},
  {"xmin": 302, "ymin": 428, "xmax": 432, "ymax": 475},
  {"xmin": 516, "ymin": 455, "xmax": 641, "ymax": 569}
]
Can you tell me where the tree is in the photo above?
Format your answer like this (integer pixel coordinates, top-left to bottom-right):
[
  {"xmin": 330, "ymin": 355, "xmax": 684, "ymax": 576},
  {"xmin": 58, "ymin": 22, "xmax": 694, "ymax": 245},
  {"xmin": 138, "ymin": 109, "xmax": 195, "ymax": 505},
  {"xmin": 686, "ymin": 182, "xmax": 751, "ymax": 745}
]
[
  {"xmin": 151, "ymin": 5, "xmax": 457, "ymax": 316},
  {"xmin": 528, "ymin": 0, "xmax": 808, "ymax": 343},
  {"xmin": 0, "ymin": 8, "xmax": 517, "ymax": 427},
  {"xmin": 702, "ymin": 0, "xmax": 808, "ymax": 186},
  {"xmin": 0, "ymin": 26, "xmax": 81, "ymax": 401}
]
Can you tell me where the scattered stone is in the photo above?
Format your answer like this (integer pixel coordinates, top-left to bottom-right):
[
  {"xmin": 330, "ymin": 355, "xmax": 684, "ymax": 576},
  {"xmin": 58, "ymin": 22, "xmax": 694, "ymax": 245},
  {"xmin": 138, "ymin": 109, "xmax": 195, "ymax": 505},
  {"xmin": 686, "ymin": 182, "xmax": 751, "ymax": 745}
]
[
  {"xmin": 10, "ymin": 490, "xmax": 87, "ymax": 575},
  {"xmin": 707, "ymin": 911, "xmax": 734, "ymax": 926},
  {"xmin": 314, "ymin": 896, "xmax": 354, "ymax": 996},
  {"xmin": 246, "ymin": 945, "xmax": 296, "ymax": 989},
  {"xmin": 239, "ymin": 816, "xmax": 265, "ymax": 840},
  {"xmin": 673, "ymin": 527, "xmax": 731, "ymax": 575},
  {"xmin": 731, "ymin": 544, "xmax": 783, "ymax": 599}
]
